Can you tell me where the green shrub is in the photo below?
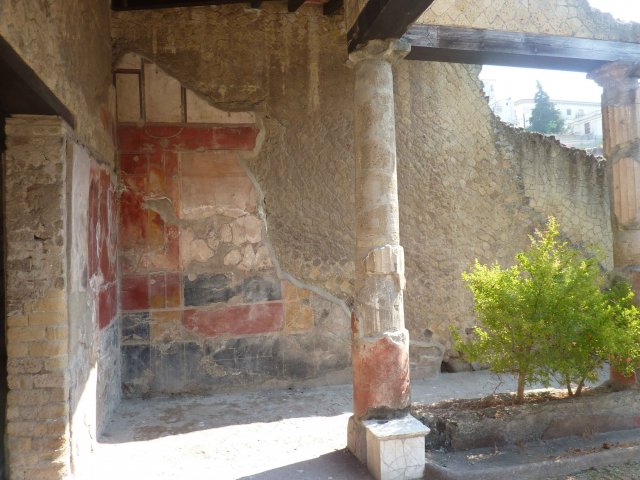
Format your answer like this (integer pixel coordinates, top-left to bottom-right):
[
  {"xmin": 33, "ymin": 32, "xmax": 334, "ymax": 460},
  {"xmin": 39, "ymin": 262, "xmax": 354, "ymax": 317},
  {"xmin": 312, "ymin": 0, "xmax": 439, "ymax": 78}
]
[{"xmin": 454, "ymin": 217, "xmax": 640, "ymax": 403}]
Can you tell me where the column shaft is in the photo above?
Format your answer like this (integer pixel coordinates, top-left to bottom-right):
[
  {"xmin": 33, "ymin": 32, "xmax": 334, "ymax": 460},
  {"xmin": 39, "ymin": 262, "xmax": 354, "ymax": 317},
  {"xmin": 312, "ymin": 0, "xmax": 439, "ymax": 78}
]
[
  {"xmin": 350, "ymin": 40, "xmax": 410, "ymax": 421},
  {"xmin": 590, "ymin": 63, "xmax": 640, "ymax": 290}
]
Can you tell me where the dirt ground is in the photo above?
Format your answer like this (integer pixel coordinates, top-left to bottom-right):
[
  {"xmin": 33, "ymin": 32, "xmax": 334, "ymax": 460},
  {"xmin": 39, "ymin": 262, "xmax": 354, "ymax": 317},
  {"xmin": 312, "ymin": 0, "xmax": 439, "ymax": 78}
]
[{"xmin": 89, "ymin": 369, "xmax": 637, "ymax": 480}]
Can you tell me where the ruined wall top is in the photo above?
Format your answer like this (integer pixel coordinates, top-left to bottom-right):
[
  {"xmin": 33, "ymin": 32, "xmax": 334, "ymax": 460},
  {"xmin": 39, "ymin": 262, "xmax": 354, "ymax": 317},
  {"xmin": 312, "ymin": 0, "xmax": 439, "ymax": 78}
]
[{"xmin": 418, "ymin": 0, "xmax": 640, "ymax": 42}]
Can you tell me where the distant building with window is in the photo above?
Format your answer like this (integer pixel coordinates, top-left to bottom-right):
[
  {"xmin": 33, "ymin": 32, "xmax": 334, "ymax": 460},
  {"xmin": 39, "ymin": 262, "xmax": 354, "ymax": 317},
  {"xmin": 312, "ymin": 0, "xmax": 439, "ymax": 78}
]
[
  {"xmin": 481, "ymin": 79, "xmax": 603, "ymax": 149},
  {"xmin": 512, "ymin": 98, "xmax": 601, "ymax": 130}
]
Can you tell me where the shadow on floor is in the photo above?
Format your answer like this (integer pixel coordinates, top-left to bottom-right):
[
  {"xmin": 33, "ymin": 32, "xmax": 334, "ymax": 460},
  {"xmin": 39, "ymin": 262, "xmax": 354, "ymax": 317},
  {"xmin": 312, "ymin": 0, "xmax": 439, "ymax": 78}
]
[
  {"xmin": 100, "ymin": 385, "xmax": 354, "ymax": 444},
  {"xmin": 237, "ymin": 449, "xmax": 373, "ymax": 480}
]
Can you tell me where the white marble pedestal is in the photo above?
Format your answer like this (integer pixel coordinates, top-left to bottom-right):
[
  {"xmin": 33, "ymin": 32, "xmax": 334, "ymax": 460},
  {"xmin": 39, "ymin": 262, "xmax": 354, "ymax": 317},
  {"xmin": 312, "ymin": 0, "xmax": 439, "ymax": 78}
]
[{"xmin": 363, "ymin": 415, "xmax": 430, "ymax": 480}]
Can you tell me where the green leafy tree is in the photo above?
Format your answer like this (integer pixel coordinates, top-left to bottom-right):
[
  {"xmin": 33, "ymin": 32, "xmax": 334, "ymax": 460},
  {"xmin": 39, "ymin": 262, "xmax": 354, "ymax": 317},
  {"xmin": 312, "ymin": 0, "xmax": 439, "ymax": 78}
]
[
  {"xmin": 607, "ymin": 281, "xmax": 640, "ymax": 376},
  {"xmin": 528, "ymin": 82, "xmax": 565, "ymax": 134},
  {"xmin": 454, "ymin": 218, "xmax": 640, "ymax": 403}
]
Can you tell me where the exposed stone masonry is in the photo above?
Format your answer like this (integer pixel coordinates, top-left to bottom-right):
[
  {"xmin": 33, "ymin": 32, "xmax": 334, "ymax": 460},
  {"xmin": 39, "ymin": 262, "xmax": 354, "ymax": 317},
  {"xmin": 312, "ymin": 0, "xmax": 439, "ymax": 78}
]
[
  {"xmin": 112, "ymin": 4, "xmax": 614, "ymax": 379},
  {"xmin": 4, "ymin": 116, "xmax": 72, "ymax": 480},
  {"xmin": 116, "ymin": 58, "xmax": 351, "ymax": 396},
  {"xmin": 419, "ymin": 0, "xmax": 640, "ymax": 42}
]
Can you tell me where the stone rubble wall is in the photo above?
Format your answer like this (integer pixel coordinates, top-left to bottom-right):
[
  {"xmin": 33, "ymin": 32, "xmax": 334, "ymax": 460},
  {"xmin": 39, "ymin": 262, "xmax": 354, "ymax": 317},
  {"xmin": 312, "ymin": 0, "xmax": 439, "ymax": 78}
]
[
  {"xmin": 112, "ymin": 5, "xmax": 612, "ymax": 381},
  {"xmin": 419, "ymin": 0, "xmax": 640, "ymax": 42}
]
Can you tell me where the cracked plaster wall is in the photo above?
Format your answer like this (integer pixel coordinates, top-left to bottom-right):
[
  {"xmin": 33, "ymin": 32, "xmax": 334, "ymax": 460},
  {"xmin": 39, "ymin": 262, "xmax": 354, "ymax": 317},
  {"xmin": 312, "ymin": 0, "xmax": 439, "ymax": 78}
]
[{"xmin": 112, "ymin": 4, "xmax": 612, "ymax": 378}]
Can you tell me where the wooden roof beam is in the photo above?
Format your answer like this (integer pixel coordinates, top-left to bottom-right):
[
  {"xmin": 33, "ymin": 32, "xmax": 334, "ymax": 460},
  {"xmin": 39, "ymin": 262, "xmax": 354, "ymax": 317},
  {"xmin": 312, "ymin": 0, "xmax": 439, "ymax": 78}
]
[
  {"xmin": 287, "ymin": 0, "xmax": 305, "ymax": 12},
  {"xmin": 112, "ymin": 0, "xmax": 267, "ymax": 10},
  {"xmin": 347, "ymin": 0, "xmax": 436, "ymax": 53},
  {"xmin": 403, "ymin": 24, "xmax": 640, "ymax": 72}
]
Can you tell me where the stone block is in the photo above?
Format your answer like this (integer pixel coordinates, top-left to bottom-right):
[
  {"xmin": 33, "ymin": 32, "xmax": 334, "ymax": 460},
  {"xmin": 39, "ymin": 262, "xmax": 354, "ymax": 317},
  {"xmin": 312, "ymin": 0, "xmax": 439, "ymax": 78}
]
[
  {"xmin": 121, "ymin": 275, "xmax": 150, "ymax": 311},
  {"xmin": 116, "ymin": 73, "xmax": 142, "ymax": 123},
  {"xmin": 149, "ymin": 273, "xmax": 167, "ymax": 308},
  {"xmin": 183, "ymin": 273, "xmax": 281, "ymax": 307},
  {"xmin": 183, "ymin": 273, "xmax": 232, "ymax": 306},
  {"xmin": 144, "ymin": 63, "xmax": 183, "ymax": 123},
  {"xmin": 29, "ymin": 341, "xmax": 67, "ymax": 357},
  {"xmin": 150, "ymin": 342, "xmax": 187, "ymax": 393},
  {"xmin": 7, "ymin": 326, "xmax": 46, "ymax": 343},
  {"xmin": 284, "ymin": 301, "xmax": 314, "ymax": 332},
  {"xmin": 231, "ymin": 215, "xmax": 262, "ymax": 245},
  {"xmin": 186, "ymin": 90, "xmax": 256, "ymax": 124},
  {"xmin": 182, "ymin": 303, "xmax": 284, "ymax": 336},
  {"xmin": 364, "ymin": 416, "xmax": 429, "ymax": 480},
  {"xmin": 122, "ymin": 312, "xmax": 150, "ymax": 344},
  {"xmin": 150, "ymin": 310, "xmax": 184, "ymax": 343},
  {"xmin": 122, "ymin": 344, "xmax": 151, "ymax": 386},
  {"xmin": 352, "ymin": 330, "xmax": 410, "ymax": 418},
  {"xmin": 180, "ymin": 173, "xmax": 257, "ymax": 220}
]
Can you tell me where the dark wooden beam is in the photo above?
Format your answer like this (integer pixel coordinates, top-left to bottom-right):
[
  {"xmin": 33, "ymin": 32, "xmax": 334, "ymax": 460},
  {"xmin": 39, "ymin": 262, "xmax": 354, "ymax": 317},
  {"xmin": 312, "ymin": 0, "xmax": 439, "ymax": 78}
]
[
  {"xmin": 112, "ymin": 0, "xmax": 257, "ymax": 10},
  {"xmin": 287, "ymin": 0, "xmax": 305, "ymax": 12},
  {"xmin": 0, "ymin": 36, "xmax": 74, "ymax": 127},
  {"xmin": 347, "ymin": 0, "xmax": 435, "ymax": 53},
  {"xmin": 323, "ymin": 0, "xmax": 341, "ymax": 16},
  {"xmin": 403, "ymin": 24, "xmax": 640, "ymax": 72}
]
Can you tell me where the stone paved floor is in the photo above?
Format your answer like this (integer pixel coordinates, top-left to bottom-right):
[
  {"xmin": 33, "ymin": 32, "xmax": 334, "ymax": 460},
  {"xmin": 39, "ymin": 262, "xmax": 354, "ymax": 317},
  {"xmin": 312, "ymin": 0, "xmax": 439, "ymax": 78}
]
[{"xmin": 91, "ymin": 370, "xmax": 638, "ymax": 480}]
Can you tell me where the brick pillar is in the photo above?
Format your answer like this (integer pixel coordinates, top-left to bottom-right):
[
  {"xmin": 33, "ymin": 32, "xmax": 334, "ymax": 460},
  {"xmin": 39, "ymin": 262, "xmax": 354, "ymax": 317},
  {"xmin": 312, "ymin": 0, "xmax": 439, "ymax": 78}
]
[
  {"xmin": 346, "ymin": 39, "xmax": 415, "ymax": 463},
  {"xmin": 4, "ymin": 116, "xmax": 71, "ymax": 480},
  {"xmin": 589, "ymin": 63, "xmax": 640, "ymax": 390},
  {"xmin": 589, "ymin": 63, "xmax": 640, "ymax": 293}
]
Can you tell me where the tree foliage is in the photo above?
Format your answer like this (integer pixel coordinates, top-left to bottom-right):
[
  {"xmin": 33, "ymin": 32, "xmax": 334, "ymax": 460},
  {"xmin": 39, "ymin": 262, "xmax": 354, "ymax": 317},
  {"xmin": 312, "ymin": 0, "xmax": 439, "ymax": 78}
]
[
  {"xmin": 454, "ymin": 218, "xmax": 640, "ymax": 403},
  {"xmin": 528, "ymin": 82, "xmax": 565, "ymax": 134}
]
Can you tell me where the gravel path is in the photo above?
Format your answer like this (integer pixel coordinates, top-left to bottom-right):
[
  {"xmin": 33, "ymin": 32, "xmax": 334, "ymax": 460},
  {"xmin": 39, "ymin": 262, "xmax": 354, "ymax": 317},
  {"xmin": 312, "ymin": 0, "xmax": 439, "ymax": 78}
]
[{"xmin": 558, "ymin": 461, "xmax": 640, "ymax": 479}]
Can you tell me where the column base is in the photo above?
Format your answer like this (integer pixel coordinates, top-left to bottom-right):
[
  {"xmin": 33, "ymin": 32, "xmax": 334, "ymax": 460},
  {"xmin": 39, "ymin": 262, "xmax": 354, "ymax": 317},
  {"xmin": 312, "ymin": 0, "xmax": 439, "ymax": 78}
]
[
  {"xmin": 348, "ymin": 415, "xmax": 429, "ymax": 480},
  {"xmin": 352, "ymin": 329, "xmax": 411, "ymax": 418},
  {"xmin": 347, "ymin": 415, "xmax": 368, "ymax": 464}
]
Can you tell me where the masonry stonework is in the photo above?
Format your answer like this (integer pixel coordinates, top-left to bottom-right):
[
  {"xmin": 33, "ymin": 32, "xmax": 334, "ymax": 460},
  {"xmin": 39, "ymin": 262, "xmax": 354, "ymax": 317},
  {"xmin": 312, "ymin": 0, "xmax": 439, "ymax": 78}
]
[
  {"xmin": 116, "ymin": 59, "xmax": 351, "ymax": 395},
  {"xmin": 4, "ymin": 117, "xmax": 72, "ymax": 480},
  {"xmin": 419, "ymin": 0, "xmax": 640, "ymax": 42},
  {"xmin": 112, "ymin": 4, "xmax": 613, "ymax": 379},
  {"xmin": 4, "ymin": 116, "xmax": 120, "ymax": 480},
  {"xmin": 0, "ymin": 1, "xmax": 115, "ymax": 161}
]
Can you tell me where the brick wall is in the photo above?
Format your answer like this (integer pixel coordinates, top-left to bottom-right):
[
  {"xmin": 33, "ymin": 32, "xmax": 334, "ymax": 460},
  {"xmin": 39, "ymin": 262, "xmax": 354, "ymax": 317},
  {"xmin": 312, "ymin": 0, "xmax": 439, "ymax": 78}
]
[
  {"xmin": 116, "ymin": 57, "xmax": 351, "ymax": 396},
  {"xmin": 4, "ymin": 116, "xmax": 120, "ymax": 480},
  {"xmin": 5, "ymin": 116, "xmax": 72, "ymax": 480}
]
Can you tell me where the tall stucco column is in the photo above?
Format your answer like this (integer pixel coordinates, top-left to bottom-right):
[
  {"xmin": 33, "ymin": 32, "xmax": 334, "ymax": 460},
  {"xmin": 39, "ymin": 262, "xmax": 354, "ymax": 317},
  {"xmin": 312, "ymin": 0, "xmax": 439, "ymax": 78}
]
[
  {"xmin": 346, "ymin": 41, "xmax": 428, "ymax": 480},
  {"xmin": 589, "ymin": 63, "xmax": 640, "ymax": 292}
]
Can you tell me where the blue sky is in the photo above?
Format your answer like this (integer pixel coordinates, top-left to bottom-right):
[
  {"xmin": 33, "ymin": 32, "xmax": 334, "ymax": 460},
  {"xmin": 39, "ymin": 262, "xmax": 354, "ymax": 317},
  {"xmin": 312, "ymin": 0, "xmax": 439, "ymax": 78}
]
[{"xmin": 479, "ymin": 1, "xmax": 640, "ymax": 103}]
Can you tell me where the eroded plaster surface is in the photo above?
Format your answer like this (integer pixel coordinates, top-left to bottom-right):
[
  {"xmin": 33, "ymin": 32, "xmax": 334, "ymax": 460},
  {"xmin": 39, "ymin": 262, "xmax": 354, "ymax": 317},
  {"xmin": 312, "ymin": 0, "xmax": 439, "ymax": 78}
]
[{"xmin": 112, "ymin": 4, "xmax": 613, "ymax": 377}]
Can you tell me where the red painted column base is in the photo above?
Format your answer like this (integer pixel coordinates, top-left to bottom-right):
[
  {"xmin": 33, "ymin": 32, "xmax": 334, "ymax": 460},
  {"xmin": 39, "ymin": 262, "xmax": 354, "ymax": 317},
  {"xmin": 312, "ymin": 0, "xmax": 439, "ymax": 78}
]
[{"xmin": 352, "ymin": 329, "xmax": 411, "ymax": 419}]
